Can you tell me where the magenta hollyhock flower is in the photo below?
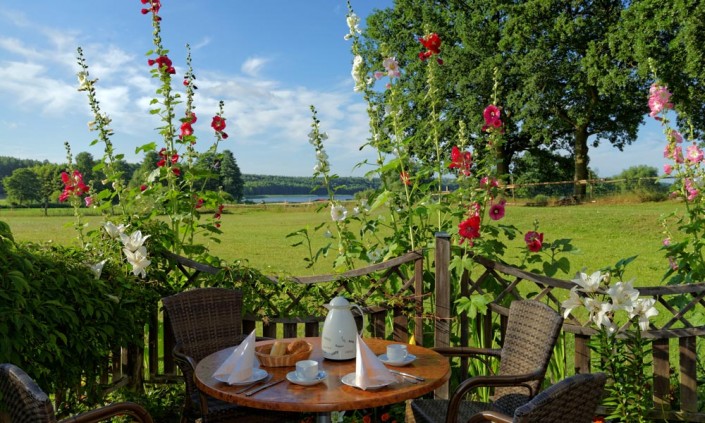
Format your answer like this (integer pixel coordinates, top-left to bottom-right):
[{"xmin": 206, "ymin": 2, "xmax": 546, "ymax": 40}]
[
  {"xmin": 686, "ymin": 144, "xmax": 703, "ymax": 163},
  {"xmin": 524, "ymin": 231, "xmax": 544, "ymax": 252},
  {"xmin": 482, "ymin": 105, "xmax": 502, "ymax": 132},
  {"xmin": 449, "ymin": 146, "xmax": 472, "ymax": 176},
  {"xmin": 488, "ymin": 201, "xmax": 505, "ymax": 221},
  {"xmin": 458, "ymin": 215, "xmax": 481, "ymax": 244}
]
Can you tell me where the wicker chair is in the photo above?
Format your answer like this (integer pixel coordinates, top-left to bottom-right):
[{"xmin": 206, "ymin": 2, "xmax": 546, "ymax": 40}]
[
  {"xmin": 0, "ymin": 363, "xmax": 153, "ymax": 423},
  {"xmin": 161, "ymin": 287, "xmax": 292, "ymax": 423},
  {"xmin": 466, "ymin": 372, "xmax": 607, "ymax": 422},
  {"xmin": 410, "ymin": 300, "xmax": 565, "ymax": 423}
]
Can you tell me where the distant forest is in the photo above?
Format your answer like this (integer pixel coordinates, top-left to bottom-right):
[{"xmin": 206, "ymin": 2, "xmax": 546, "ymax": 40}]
[
  {"xmin": 0, "ymin": 155, "xmax": 385, "ymax": 200},
  {"xmin": 242, "ymin": 174, "xmax": 379, "ymax": 196}
]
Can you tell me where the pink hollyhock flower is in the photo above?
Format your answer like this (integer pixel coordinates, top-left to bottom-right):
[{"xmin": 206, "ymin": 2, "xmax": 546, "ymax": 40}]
[
  {"xmin": 685, "ymin": 178, "xmax": 698, "ymax": 201},
  {"xmin": 686, "ymin": 144, "xmax": 703, "ymax": 163},
  {"xmin": 448, "ymin": 146, "xmax": 472, "ymax": 176},
  {"xmin": 374, "ymin": 71, "xmax": 385, "ymax": 80},
  {"xmin": 668, "ymin": 257, "xmax": 678, "ymax": 270},
  {"xmin": 648, "ymin": 83, "xmax": 673, "ymax": 118},
  {"xmin": 84, "ymin": 196, "xmax": 93, "ymax": 207},
  {"xmin": 488, "ymin": 200, "xmax": 506, "ymax": 221},
  {"xmin": 663, "ymin": 164, "xmax": 673, "ymax": 175},
  {"xmin": 524, "ymin": 231, "xmax": 544, "ymax": 252},
  {"xmin": 382, "ymin": 57, "xmax": 401, "ymax": 78},
  {"xmin": 480, "ymin": 176, "xmax": 499, "ymax": 188},
  {"xmin": 669, "ymin": 129, "xmax": 683, "ymax": 143},
  {"xmin": 458, "ymin": 215, "xmax": 481, "ymax": 244},
  {"xmin": 663, "ymin": 238, "xmax": 671, "ymax": 246}
]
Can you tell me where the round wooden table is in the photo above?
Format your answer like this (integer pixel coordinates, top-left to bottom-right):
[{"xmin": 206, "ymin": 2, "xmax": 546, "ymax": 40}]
[{"xmin": 194, "ymin": 337, "xmax": 450, "ymax": 419}]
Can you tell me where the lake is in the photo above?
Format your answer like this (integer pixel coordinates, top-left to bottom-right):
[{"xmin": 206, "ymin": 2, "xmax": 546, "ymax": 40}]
[{"xmin": 243, "ymin": 195, "xmax": 354, "ymax": 204}]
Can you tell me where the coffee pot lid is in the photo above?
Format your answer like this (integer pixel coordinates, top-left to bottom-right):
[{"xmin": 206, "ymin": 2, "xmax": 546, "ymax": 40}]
[{"xmin": 329, "ymin": 296, "xmax": 350, "ymax": 307}]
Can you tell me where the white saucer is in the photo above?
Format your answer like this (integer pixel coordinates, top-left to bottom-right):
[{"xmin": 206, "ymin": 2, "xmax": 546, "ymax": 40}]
[
  {"xmin": 214, "ymin": 368, "xmax": 268, "ymax": 385},
  {"xmin": 341, "ymin": 372, "xmax": 393, "ymax": 390},
  {"xmin": 379, "ymin": 353, "xmax": 416, "ymax": 366},
  {"xmin": 286, "ymin": 370, "xmax": 327, "ymax": 386}
]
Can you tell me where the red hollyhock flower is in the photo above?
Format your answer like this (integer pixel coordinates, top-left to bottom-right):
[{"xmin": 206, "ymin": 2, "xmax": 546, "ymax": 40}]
[
  {"xmin": 180, "ymin": 122, "xmax": 193, "ymax": 138},
  {"xmin": 195, "ymin": 198, "xmax": 204, "ymax": 209},
  {"xmin": 524, "ymin": 231, "xmax": 544, "ymax": 252},
  {"xmin": 400, "ymin": 171, "xmax": 411, "ymax": 186},
  {"xmin": 418, "ymin": 33, "xmax": 443, "ymax": 64},
  {"xmin": 449, "ymin": 145, "xmax": 472, "ymax": 176},
  {"xmin": 59, "ymin": 170, "xmax": 89, "ymax": 202},
  {"xmin": 211, "ymin": 115, "xmax": 226, "ymax": 132},
  {"xmin": 458, "ymin": 215, "xmax": 481, "ymax": 244},
  {"xmin": 149, "ymin": 54, "xmax": 174, "ymax": 74},
  {"xmin": 172, "ymin": 167, "xmax": 181, "ymax": 176},
  {"xmin": 156, "ymin": 158, "xmax": 166, "ymax": 167},
  {"xmin": 140, "ymin": 184, "xmax": 148, "ymax": 192},
  {"xmin": 171, "ymin": 154, "xmax": 179, "ymax": 164}
]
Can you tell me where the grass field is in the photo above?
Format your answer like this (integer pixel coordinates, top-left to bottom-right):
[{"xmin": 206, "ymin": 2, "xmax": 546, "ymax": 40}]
[{"xmin": 0, "ymin": 199, "xmax": 683, "ymax": 285}]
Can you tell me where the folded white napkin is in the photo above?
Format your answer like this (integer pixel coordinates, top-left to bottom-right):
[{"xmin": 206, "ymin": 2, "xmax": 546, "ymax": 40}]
[
  {"xmin": 354, "ymin": 333, "xmax": 397, "ymax": 389},
  {"xmin": 213, "ymin": 330, "xmax": 259, "ymax": 384}
]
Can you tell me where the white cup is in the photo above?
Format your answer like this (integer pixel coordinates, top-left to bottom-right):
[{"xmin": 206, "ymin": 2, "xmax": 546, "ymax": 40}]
[
  {"xmin": 386, "ymin": 344, "xmax": 408, "ymax": 362},
  {"xmin": 295, "ymin": 359, "xmax": 319, "ymax": 381}
]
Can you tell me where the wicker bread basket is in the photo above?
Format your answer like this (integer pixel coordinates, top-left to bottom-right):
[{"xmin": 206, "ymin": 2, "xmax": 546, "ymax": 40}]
[{"xmin": 255, "ymin": 341, "xmax": 312, "ymax": 367}]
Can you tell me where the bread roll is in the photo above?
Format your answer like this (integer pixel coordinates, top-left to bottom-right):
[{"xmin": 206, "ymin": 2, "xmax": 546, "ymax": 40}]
[
  {"xmin": 287, "ymin": 339, "xmax": 309, "ymax": 354},
  {"xmin": 270, "ymin": 341, "xmax": 289, "ymax": 356}
]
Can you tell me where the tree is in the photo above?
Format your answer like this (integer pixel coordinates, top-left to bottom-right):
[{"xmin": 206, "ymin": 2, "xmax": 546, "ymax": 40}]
[
  {"xmin": 219, "ymin": 150, "xmax": 244, "ymax": 202},
  {"xmin": 3, "ymin": 168, "xmax": 41, "ymax": 205},
  {"xmin": 500, "ymin": 0, "xmax": 648, "ymax": 198},
  {"xmin": 612, "ymin": 0, "xmax": 705, "ymax": 136},
  {"xmin": 32, "ymin": 163, "xmax": 63, "ymax": 215}
]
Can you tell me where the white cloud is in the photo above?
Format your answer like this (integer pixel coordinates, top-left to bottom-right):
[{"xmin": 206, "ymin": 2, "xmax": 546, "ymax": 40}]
[{"xmin": 241, "ymin": 57, "xmax": 269, "ymax": 77}]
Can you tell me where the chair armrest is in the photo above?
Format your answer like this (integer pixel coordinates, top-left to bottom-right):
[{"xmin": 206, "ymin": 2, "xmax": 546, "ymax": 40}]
[
  {"xmin": 446, "ymin": 368, "xmax": 544, "ymax": 423},
  {"xmin": 172, "ymin": 343, "xmax": 197, "ymax": 373},
  {"xmin": 466, "ymin": 410, "xmax": 513, "ymax": 423},
  {"xmin": 58, "ymin": 401, "xmax": 153, "ymax": 423},
  {"xmin": 432, "ymin": 346, "xmax": 502, "ymax": 358}
]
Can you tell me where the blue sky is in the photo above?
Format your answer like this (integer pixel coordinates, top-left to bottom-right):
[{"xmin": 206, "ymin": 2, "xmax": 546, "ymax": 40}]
[{"xmin": 0, "ymin": 0, "xmax": 668, "ymax": 178}]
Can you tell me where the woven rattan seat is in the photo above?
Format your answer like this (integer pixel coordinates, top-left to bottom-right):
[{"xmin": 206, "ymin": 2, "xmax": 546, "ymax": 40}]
[
  {"xmin": 0, "ymin": 363, "xmax": 153, "ymax": 423},
  {"xmin": 410, "ymin": 300, "xmax": 564, "ymax": 423},
  {"xmin": 161, "ymin": 287, "xmax": 293, "ymax": 423},
  {"xmin": 466, "ymin": 372, "xmax": 606, "ymax": 422}
]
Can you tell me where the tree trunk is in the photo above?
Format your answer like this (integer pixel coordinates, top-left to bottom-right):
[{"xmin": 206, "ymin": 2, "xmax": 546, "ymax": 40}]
[{"xmin": 573, "ymin": 124, "xmax": 589, "ymax": 199}]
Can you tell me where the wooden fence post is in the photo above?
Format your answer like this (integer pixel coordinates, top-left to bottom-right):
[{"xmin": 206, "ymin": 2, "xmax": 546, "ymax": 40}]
[{"xmin": 434, "ymin": 232, "xmax": 450, "ymax": 399}]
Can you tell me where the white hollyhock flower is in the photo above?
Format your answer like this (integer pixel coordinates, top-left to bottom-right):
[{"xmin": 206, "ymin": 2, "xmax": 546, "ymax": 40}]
[
  {"xmin": 123, "ymin": 246, "xmax": 151, "ymax": 279},
  {"xmin": 89, "ymin": 259, "xmax": 108, "ymax": 280},
  {"xmin": 629, "ymin": 298, "xmax": 659, "ymax": 331},
  {"xmin": 572, "ymin": 270, "xmax": 604, "ymax": 293},
  {"xmin": 561, "ymin": 287, "xmax": 584, "ymax": 319},
  {"xmin": 120, "ymin": 230, "xmax": 150, "ymax": 252},
  {"xmin": 104, "ymin": 221, "xmax": 128, "ymax": 239},
  {"xmin": 607, "ymin": 280, "xmax": 639, "ymax": 312},
  {"xmin": 330, "ymin": 204, "xmax": 348, "ymax": 222}
]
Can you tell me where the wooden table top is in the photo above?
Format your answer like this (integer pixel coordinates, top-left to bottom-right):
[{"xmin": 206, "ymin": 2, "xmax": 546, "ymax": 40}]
[{"xmin": 194, "ymin": 337, "xmax": 451, "ymax": 413}]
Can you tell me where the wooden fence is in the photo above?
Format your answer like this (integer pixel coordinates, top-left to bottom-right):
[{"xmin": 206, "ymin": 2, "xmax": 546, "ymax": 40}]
[
  {"xmin": 112, "ymin": 234, "xmax": 704, "ymax": 421},
  {"xmin": 432, "ymin": 234, "xmax": 705, "ymax": 422}
]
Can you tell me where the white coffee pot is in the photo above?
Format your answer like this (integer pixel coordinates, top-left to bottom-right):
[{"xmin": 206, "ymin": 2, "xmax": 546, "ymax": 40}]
[{"xmin": 321, "ymin": 296, "xmax": 363, "ymax": 360}]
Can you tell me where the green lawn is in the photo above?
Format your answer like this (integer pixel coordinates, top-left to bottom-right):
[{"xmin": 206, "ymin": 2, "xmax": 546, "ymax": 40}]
[{"xmin": 0, "ymin": 200, "xmax": 683, "ymax": 285}]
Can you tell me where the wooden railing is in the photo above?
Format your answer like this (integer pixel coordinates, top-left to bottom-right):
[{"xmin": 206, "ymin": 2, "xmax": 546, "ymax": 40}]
[{"xmin": 432, "ymin": 233, "xmax": 705, "ymax": 422}]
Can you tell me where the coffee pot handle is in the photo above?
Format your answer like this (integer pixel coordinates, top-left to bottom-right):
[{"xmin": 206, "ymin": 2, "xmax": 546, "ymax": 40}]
[{"xmin": 352, "ymin": 304, "xmax": 364, "ymax": 335}]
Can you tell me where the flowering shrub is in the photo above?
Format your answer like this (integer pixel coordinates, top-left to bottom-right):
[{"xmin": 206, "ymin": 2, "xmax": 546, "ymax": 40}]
[{"xmin": 562, "ymin": 268, "xmax": 658, "ymax": 422}]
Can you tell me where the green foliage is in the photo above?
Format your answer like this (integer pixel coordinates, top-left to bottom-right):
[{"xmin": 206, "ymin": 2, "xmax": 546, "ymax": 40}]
[
  {"xmin": 107, "ymin": 384, "xmax": 183, "ymax": 423},
  {"xmin": 0, "ymin": 222, "xmax": 157, "ymax": 412}
]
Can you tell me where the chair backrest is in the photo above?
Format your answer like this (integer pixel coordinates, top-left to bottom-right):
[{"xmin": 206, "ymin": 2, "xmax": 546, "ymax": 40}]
[
  {"xmin": 512, "ymin": 372, "xmax": 606, "ymax": 423},
  {"xmin": 493, "ymin": 300, "xmax": 564, "ymax": 407},
  {"xmin": 0, "ymin": 363, "xmax": 57, "ymax": 423},
  {"xmin": 161, "ymin": 287, "xmax": 245, "ymax": 363}
]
